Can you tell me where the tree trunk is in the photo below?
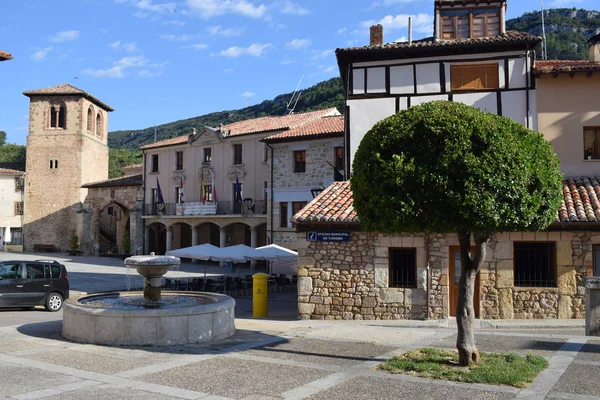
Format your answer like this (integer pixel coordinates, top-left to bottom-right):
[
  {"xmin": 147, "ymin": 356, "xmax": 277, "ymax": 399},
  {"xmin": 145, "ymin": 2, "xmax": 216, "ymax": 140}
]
[{"xmin": 456, "ymin": 231, "xmax": 491, "ymax": 366}]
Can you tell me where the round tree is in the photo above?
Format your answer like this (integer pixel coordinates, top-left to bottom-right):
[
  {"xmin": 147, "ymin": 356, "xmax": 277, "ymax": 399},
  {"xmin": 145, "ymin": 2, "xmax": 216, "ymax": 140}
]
[{"xmin": 351, "ymin": 101, "xmax": 563, "ymax": 366}]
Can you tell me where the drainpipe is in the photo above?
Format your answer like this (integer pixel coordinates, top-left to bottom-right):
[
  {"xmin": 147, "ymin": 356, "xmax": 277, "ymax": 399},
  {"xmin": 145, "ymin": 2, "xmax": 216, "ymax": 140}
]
[
  {"xmin": 425, "ymin": 234, "xmax": 431, "ymax": 320},
  {"xmin": 142, "ymin": 151, "xmax": 147, "ymax": 254},
  {"xmin": 525, "ymin": 44, "xmax": 531, "ymax": 129},
  {"xmin": 266, "ymin": 142, "xmax": 274, "ymax": 244}
]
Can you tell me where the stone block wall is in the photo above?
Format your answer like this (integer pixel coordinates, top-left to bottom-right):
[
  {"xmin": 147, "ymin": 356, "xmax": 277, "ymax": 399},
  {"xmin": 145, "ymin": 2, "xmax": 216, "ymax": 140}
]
[{"xmin": 296, "ymin": 230, "xmax": 592, "ymax": 320}]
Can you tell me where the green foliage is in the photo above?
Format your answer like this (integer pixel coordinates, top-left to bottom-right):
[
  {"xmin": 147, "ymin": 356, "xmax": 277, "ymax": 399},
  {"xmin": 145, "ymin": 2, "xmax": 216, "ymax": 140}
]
[
  {"xmin": 378, "ymin": 348, "xmax": 548, "ymax": 388},
  {"xmin": 351, "ymin": 101, "xmax": 563, "ymax": 234},
  {"xmin": 0, "ymin": 143, "xmax": 26, "ymax": 166},
  {"xmin": 107, "ymin": 77, "xmax": 345, "ymax": 151},
  {"xmin": 68, "ymin": 230, "xmax": 79, "ymax": 251},
  {"xmin": 109, "ymin": 148, "xmax": 142, "ymax": 178},
  {"xmin": 0, "ymin": 131, "xmax": 6, "ymax": 146},
  {"xmin": 506, "ymin": 8, "xmax": 600, "ymax": 60},
  {"xmin": 121, "ymin": 230, "xmax": 131, "ymax": 254}
]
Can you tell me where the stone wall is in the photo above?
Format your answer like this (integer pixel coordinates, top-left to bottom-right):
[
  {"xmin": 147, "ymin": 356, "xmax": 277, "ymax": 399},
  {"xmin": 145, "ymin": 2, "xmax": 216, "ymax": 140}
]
[{"xmin": 295, "ymin": 230, "xmax": 591, "ymax": 320}]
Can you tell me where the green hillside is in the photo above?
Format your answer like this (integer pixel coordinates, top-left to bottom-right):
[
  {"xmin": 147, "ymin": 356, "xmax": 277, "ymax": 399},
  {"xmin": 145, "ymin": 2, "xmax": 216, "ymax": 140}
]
[
  {"xmin": 107, "ymin": 77, "xmax": 345, "ymax": 152},
  {"xmin": 507, "ymin": 8, "xmax": 600, "ymax": 59}
]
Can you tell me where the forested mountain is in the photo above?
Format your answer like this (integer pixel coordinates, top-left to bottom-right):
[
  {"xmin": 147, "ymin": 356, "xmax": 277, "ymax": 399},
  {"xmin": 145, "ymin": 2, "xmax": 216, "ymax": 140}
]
[
  {"xmin": 507, "ymin": 8, "xmax": 600, "ymax": 60},
  {"xmin": 107, "ymin": 77, "xmax": 345, "ymax": 152}
]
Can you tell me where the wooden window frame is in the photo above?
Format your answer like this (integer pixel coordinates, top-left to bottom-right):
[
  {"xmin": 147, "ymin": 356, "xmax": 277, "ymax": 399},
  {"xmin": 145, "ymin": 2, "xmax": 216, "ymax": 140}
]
[
  {"xmin": 440, "ymin": 7, "xmax": 500, "ymax": 39},
  {"xmin": 334, "ymin": 146, "xmax": 344, "ymax": 171},
  {"xmin": 175, "ymin": 151, "xmax": 184, "ymax": 171},
  {"xmin": 450, "ymin": 64, "xmax": 499, "ymax": 91},
  {"xmin": 151, "ymin": 154, "xmax": 159, "ymax": 173},
  {"xmin": 294, "ymin": 150, "xmax": 306, "ymax": 173},
  {"xmin": 14, "ymin": 201, "xmax": 23, "ymax": 216},
  {"xmin": 279, "ymin": 202, "xmax": 288, "ymax": 228},
  {"xmin": 513, "ymin": 241, "xmax": 557, "ymax": 288},
  {"xmin": 14, "ymin": 177, "xmax": 23, "ymax": 192},
  {"xmin": 388, "ymin": 248, "xmax": 417, "ymax": 288},
  {"xmin": 203, "ymin": 147, "xmax": 212, "ymax": 163},
  {"xmin": 584, "ymin": 127, "xmax": 600, "ymax": 160},
  {"xmin": 233, "ymin": 143, "xmax": 243, "ymax": 165}
]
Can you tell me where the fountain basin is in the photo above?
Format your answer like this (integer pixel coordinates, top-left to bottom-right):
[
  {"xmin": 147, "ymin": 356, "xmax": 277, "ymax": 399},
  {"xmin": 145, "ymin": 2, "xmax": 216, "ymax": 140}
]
[{"xmin": 62, "ymin": 291, "xmax": 235, "ymax": 346}]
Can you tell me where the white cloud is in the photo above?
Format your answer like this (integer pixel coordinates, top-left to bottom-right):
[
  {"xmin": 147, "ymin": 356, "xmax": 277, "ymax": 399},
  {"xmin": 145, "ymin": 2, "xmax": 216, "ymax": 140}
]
[
  {"xmin": 133, "ymin": 11, "xmax": 150, "ymax": 18},
  {"xmin": 548, "ymin": 0, "xmax": 582, "ymax": 5},
  {"xmin": 183, "ymin": 43, "xmax": 208, "ymax": 50},
  {"xmin": 187, "ymin": 0, "xmax": 266, "ymax": 19},
  {"xmin": 31, "ymin": 47, "xmax": 52, "ymax": 62},
  {"xmin": 116, "ymin": 0, "xmax": 176, "ymax": 13},
  {"xmin": 207, "ymin": 25, "xmax": 245, "ymax": 37},
  {"xmin": 164, "ymin": 19, "xmax": 185, "ymax": 26},
  {"xmin": 321, "ymin": 65, "xmax": 335, "ymax": 73},
  {"xmin": 49, "ymin": 30, "xmax": 80, "ymax": 43},
  {"xmin": 82, "ymin": 55, "xmax": 165, "ymax": 78},
  {"xmin": 394, "ymin": 36, "xmax": 407, "ymax": 42},
  {"xmin": 279, "ymin": 1, "xmax": 309, "ymax": 15},
  {"xmin": 281, "ymin": 59, "xmax": 295, "ymax": 65},
  {"xmin": 311, "ymin": 49, "xmax": 332, "ymax": 60},
  {"xmin": 109, "ymin": 41, "xmax": 139, "ymax": 52},
  {"xmin": 211, "ymin": 43, "xmax": 272, "ymax": 57},
  {"xmin": 361, "ymin": 13, "xmax": 433, "ymax": 35},
  {"xmin": 160, "ymin": 33, "xmax": 199, "ymax": 41},
  {"xmin": 285, "ymin": 38, "xmax": 311, "ymax": 50},
  {"xmin": 371, "ymin": 0, "xmax": 422, "ymax": 6},
  {"xmin": 224, "ymin": 68, "xmax": 235, "ymax": 73},
  {"xmin": 241, "ymin": 91, "xmax": 255, "ymax": 98},
  {"xmin": 337, "ymin": 27, "xmax": 347, "ymax": 35}
]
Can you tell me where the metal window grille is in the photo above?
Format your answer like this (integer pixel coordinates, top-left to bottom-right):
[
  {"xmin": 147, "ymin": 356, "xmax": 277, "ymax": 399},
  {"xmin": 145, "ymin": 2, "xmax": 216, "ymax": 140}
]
[
  {"xmin": 14, "ymin": 177, "xmax": 23, "ymax": 192},
  {"xmin": 280, "ymin": 202, "xmax": 288, "ymax": 228},
  {"xmin": 514, "ymin": 242, "xmax": 556, "ymax": 287},
  {"xmin": 294, "ymin": 151, "xmax": 306, "ymax": 173},
  {"xmin": 389, "ymin": 248, "xmax": 417, "ymax": 288},
  {"xmin": 15, "ymin": 202, "xmax": 23, "ymax": 216}
]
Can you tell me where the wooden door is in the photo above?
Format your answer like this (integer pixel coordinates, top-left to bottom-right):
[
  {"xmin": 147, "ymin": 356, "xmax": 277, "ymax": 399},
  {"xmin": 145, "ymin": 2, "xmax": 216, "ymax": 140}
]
[{"xmin": 449, "ymin": 246, "xmax": 480, "ymax": 317}]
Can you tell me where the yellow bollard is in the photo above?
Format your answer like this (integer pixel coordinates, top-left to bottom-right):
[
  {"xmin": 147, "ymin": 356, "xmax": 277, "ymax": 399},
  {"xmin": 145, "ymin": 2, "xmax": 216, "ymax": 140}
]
[{"xmin": 252, "ymin": 273, "xmax": 269, "ymax": 318}]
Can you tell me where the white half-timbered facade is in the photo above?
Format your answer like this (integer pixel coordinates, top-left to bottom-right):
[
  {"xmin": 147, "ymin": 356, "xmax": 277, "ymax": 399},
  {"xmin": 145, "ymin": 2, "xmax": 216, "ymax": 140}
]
[{"xmin": 336, "ymin": 0, "xmax": 541, "ymax": 174}]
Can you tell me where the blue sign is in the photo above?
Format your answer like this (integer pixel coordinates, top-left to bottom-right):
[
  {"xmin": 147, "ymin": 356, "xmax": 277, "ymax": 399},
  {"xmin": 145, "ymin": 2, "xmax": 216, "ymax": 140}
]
[{"xmin": 307, "ymin": 231, "xmax": 351, "ymax": 242}]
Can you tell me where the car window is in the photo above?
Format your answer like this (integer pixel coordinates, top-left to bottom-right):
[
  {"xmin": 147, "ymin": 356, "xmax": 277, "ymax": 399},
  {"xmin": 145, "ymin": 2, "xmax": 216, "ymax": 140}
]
[
  {"xmin": 51, "ymin": 265, "xmax": 61, "ymax": 279},
  {"xmin": 0, "ymin": 263, "xmax": 23, "ymax": 279},
  {"xmin": 26, "ymin": 264, "xmax": 46, "ymax": 280},
  {"xmin": 44, "ymin": 265, "xmax": 50, "ymax": 279}
]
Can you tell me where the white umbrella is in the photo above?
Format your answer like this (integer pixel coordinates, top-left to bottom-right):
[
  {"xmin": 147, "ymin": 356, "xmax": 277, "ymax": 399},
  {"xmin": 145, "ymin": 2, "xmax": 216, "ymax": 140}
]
[
  {"xmin": 228, "ymin": 244, "xmax": 268, "ymax": 261},
  {"xmin": 4, "ymin": 221, "xmax": 11, "ymax": 244},
  {"xmin": 255, "ymin": 244, "xmax": 298, "ymax": 260}
]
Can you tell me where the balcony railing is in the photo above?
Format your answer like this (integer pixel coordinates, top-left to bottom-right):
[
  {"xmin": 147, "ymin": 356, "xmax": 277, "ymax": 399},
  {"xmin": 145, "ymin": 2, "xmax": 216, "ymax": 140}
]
[{"xmin": 145, "ymin": 200, "xmax": 266, "ymax": 217}]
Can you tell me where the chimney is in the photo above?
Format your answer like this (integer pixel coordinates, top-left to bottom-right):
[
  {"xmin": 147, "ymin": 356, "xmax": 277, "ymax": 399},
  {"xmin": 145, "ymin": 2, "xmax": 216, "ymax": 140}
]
[
  {"xmin": 370, "ymin": 24, "xmax": 383, "ymax": 47},
  {"xmin": 590, "ymin": 36, "xmax": 600, "ymax": 62}
]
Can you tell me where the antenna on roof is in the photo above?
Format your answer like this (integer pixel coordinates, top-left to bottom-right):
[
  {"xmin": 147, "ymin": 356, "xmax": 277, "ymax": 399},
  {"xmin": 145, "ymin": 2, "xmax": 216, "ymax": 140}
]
[
  {"xmin": 541, "ymin": 0, "xmax": 548, "ymax": 60},
  {"xmin": 285, "ymin": 74, "xmax": 304, "ymax": 115}
]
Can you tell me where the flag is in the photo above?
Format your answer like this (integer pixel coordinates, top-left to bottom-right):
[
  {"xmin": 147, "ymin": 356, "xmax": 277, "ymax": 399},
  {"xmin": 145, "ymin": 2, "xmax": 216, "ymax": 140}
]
[
  {"xmin": 179, "ymin": 176, "xmax": 185, "ymax": 203},
  {"xmin": 235, "ymin": 172, "xmax": 242, "ymax": 202},
  {"xmin": 201, "ymin": 173, "xmax": 206, "ymax": 204},
  {"xmin": 156, "ymin": 178, "xmax": 165, "ymax": 213},
  {"xmin": 212, "ymin": 173, "xmax": 217, "ymax": 202}
]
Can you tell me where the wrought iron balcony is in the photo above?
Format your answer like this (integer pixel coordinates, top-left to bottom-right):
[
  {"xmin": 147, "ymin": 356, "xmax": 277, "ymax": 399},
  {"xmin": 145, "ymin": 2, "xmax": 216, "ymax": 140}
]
[{"xmin": 144, "ymin": 200, "xmax": 266, "ymax": 217}]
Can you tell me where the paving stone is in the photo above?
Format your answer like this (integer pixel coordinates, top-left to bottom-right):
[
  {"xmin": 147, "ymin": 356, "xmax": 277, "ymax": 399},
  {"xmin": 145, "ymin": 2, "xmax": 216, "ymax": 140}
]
[
  {"xmin": 0, "ymin": 363, "xmax": 81, "ymax": 397},
  {"xmin": 0, "ymin": 338, "xmax": 52, "ymax": 353},
  {"xmin": 242, "ymin": 338, "xmax": 396, "ymax": 367},
  {"xmin": 551, "ymin": 363, "xmax": 600, "ymax": 396},
  {"xmin": 139, "ymin": 356, "xmax": 331, "ymax": 399},
  {"xmin": 574, "ymin": 341, "xmax": 600, "ymax": 362},
  {"xmin": 42, "ymin": 384, "xmax": 182, "ymax": 399},
  {"xmin": 22, "ymin": 348, "xmax": 156, "ymax": 374},
  {"xmin": 431, "ymin": 334, "xmax": 565, "ymax": 357},
  {"xmin": 307, "ymin": 375, "xmax": 516, "ymax": 400}
]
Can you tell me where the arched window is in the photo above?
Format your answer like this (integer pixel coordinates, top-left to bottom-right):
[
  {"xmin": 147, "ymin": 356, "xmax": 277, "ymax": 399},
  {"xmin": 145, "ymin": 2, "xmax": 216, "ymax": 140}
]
[
  {"xmin": 96, "ymin": 112, "xmax": 102, "ymax": 138},
  {"xmin": 87, "ymin": 107, "xmax": 93, "ymax": 132},
  {"xmin": 49, "ymin": 104, "xmax": 67, "ymax": 129}
]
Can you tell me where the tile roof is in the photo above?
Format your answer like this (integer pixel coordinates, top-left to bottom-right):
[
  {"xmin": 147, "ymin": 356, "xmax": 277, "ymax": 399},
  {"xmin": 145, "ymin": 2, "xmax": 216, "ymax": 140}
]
[
  {"xmin": 141, "ymin": 107, "xmax": 340, "ymax": 150},
  {"xmin": 0, "ymin": 167, "xmax": 25, "ymax": 176},
  {"xmin": 292, "ymin": 181, "xmax": 358, "ymax": 224},
  {"xmin": 0, "ymin": 50, "xmax": 12, "ymax": 61},
  {"xmin": 435, "ymin": 0, "xmax": 505, "ymax": 3},
  {"xmin": 23, "ymin": 84, "xmax": 114, "ymax": 111},
  {"xmin": 534, "ymin": 60, "xmax": 600, "ymax": 74},
  {"xmin": 82, "ymin": 173, "xmax": 142, "ymax": 189},
  {"xmin": 336, "ymin": 31, "xmax": 541, "ymax": 54},
  {"xmin": 263, "ymin": 115, "xmax": 344, "ymax": 143},
  {"xmin": 294, "ymin": 177, "xmax": 600, "ymax": 226}
]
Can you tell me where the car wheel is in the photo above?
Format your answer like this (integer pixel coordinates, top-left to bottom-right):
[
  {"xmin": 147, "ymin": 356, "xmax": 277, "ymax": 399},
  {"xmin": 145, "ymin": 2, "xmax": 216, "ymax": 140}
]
[{"xmin": 45, "ymin": 292, "xmax": 63, "ymax": 312}]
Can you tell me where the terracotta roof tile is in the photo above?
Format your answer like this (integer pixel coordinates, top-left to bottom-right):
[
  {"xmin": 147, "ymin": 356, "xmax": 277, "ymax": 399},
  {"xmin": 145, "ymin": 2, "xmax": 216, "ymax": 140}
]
[
  {"xmin": 23, "ymin": 84, "xmax": 114, "ymax": 111},
  {"xmin": 0, "ymin": 50, "xmax": 12, "ymax": 61},
  {"xmin": 534, "ymin": 60, "xmax": 600, "ymax": 74},
  {"xmin": 297, "ymin": 177, "xmax": 600, "ymax": 226},
  {"xmin": 264, "ymin": 115, "xmax": 344, "ymax": 143},
  {"xmin": 0, "ymin": 168, "xmax": 25, "ymax": 176},
  {"xmin": 292, "ymin": 181, "xmax": 357, "ymax": 224},
  {"xmin": 141, "ymin": 108, "xmax": 340, "ymax": 150},
  {"xmin": 336, "ymin": 31, "xmax": 541, "ymax": 54},
  {"xmin": 82, "ymin": 173, "xmax": 142, "ymax": 188}
]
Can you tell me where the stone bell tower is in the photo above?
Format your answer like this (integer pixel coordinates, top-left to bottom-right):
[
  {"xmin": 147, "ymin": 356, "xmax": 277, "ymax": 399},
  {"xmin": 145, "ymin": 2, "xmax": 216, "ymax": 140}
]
[{"xmin": 22, "ymin": 84, "xmax": 113, "ymax": 251}]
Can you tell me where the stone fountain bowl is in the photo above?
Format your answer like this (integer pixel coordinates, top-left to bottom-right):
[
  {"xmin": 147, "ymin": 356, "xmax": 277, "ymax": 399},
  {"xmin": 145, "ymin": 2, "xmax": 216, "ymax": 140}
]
[{"xmin": 124, "ymin": 255, "xmax": 179, "ymax": 278}]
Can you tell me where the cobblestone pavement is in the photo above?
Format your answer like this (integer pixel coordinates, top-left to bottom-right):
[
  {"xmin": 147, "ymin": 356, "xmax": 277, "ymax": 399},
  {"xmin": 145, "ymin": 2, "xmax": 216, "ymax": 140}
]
[{"xmin": 0, "ymin": 316, "xmax": 597, "ymax": 400}]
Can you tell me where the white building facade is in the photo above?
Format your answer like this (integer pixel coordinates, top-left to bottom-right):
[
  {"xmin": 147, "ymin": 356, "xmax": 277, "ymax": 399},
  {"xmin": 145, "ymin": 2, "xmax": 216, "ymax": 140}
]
[
  {"xmin": 0, "ymin": 166, "xmax": 25, "ymax": 251},
  {"xmin": 336, "ymin": 0, "xmax": 540, "ymax": 174}
]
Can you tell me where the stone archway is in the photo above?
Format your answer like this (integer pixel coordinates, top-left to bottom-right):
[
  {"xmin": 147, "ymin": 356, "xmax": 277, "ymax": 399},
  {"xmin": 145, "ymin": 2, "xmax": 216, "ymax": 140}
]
[
  {"xmin": 172, "ymin": 222, "xmax": 193, "ymax": 250},
  {"xmin": 223, "ymin": 222, "xmax": 251, "ymax": 246},
  {"xmin": 196, "ymin": 222, "xmax": 220, "ymax": 247},
  {"xmin": 96, "ymin": 201, "xmax": 130, "ymax": 255}
]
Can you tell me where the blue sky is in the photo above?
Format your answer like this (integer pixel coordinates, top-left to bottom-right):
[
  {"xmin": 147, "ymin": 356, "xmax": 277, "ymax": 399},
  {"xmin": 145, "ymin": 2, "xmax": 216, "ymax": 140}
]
[{"xmin": 0, "ymin": 0, "xmax": 596, "ymax": 145}]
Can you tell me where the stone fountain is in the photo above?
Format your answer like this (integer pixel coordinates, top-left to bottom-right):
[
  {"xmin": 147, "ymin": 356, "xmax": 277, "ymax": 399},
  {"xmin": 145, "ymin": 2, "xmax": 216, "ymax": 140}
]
[{"xmin": 62, "ymin": 255, "xmax": 235, "ymax": 346}]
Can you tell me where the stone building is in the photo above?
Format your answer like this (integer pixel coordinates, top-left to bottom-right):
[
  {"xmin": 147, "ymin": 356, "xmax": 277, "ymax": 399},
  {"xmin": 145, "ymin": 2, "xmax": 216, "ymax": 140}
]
[
  {"xmin": 22, "ymin": 84, "xmax": 113, "ymax": 252},
  {"xmin": 292, "ymin": 180, "xmax": 600, "ymax": 320},
  {"xmin": 262, "ymin": 115, "xmax": 344, "ymax": 248},
  {"xmin": 0, "ymin": 165, "xmax": 25, "ymax": 251}
]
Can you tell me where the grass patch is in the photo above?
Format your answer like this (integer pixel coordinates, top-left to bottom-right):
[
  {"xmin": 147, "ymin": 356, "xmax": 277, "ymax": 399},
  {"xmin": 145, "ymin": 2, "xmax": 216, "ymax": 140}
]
[{"xmin": 377, "ymin": 348, "xmax": 548, "ymax": 388}]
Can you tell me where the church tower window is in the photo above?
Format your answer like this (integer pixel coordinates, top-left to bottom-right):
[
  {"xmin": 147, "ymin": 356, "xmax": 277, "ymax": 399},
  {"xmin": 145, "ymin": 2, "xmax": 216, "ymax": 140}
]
[{"xmin": 87, "ymin": 107, "xmax": 94, "ymax": 132}]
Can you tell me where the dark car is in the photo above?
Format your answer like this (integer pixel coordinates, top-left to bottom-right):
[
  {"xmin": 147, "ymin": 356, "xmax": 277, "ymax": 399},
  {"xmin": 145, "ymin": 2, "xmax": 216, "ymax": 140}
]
[{"xmin": 0, "ymin": 260, "xmax": 69, "ymax": 311}]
